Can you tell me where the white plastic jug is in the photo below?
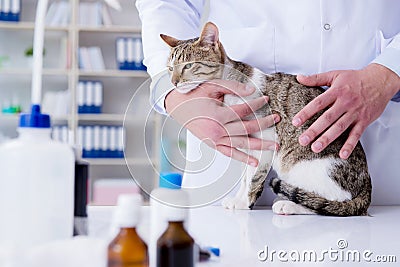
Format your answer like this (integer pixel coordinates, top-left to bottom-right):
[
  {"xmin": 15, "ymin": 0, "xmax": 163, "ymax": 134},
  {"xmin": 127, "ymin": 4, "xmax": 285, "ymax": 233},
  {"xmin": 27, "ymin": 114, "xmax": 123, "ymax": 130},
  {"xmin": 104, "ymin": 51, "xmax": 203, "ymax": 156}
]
[{"xmin": 0, "ymin": 105, "xmax": 75, "ymax": 249}]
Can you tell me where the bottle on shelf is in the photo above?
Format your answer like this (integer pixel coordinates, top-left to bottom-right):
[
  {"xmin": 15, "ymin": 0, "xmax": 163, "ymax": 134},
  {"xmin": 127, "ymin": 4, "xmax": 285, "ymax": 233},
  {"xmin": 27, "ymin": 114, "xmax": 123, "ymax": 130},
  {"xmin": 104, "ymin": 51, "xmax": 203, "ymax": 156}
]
[
  {"xmin": 116, "ymin": 36, "xmax": 146, "ymax": 71},
  {"xmin": 0, "ymin": 0, "xmax": 20, "ymax": 22},
  {"xmin": 79, "ymin": 125, "xmax": 125, "ymax": 158},
  {"xmin": 77, "ymin": 80, "xmax": 103, "ymax": 114},
  {"xmin": 108, "ymin": 194, "xmax": 149, "ymax": 267},
  {"xmin": 156, "ymin": 190, "xmax": 194, "ymax": 267}
]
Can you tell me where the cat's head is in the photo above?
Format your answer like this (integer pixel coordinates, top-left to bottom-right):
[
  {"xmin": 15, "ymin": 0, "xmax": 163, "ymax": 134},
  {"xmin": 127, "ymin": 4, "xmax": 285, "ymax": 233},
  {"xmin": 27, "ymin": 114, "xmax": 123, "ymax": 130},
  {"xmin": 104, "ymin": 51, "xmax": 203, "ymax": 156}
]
[{"xmin": 160, "ymin": 22, "xmax": 226, "ymax": 93}]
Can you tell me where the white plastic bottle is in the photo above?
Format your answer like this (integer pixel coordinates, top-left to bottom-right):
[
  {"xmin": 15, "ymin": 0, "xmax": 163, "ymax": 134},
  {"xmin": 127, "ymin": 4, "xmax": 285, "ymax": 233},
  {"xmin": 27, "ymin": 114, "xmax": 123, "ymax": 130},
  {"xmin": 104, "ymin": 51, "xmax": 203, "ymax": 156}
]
[{"xmin": 0, "ymin": 105, "xmax": 75, "ymax": 249}]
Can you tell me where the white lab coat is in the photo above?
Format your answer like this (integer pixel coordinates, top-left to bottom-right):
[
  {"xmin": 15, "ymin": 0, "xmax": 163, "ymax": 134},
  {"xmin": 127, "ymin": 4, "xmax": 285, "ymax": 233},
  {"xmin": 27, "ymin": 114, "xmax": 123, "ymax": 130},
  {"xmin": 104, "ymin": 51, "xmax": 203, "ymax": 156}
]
[{"xmin": 136, "ymin": 0, "xmax": 400, "ymax": 205}]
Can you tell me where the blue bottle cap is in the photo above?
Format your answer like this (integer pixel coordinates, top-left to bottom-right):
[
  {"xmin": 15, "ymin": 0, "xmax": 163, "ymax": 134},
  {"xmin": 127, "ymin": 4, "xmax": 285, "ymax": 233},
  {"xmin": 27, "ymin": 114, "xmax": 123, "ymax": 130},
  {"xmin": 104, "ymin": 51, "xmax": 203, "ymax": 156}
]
[
  {"xmin": 159, "ymin": 172, "xmax": 182, "ymax": 189},
  {"xmin": 207, "ymin": 247, "xmax": 220, "ymax": 257},
  {"xmin": 19, "ymin": 104, "xmax": 51, "ymax": 128}
]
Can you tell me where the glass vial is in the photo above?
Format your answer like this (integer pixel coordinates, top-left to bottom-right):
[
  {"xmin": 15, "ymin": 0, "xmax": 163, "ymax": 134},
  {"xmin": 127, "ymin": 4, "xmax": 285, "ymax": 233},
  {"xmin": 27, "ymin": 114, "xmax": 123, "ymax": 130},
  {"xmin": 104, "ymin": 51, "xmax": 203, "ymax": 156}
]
[
  {"xmin": 156, "ymin": 204, "xmax": 194, "ymax": 267},
  {"xmin": 108, "ymin": 194, "xmax": 149, "ymax": 267}
]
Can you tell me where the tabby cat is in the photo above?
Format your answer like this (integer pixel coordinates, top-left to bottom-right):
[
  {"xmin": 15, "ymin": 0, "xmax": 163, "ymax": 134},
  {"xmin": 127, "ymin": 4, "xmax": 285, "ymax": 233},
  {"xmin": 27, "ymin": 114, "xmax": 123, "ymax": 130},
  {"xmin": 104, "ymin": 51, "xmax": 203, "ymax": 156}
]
[{"xmin": 161, "ymin": 22, "xmax": 371, "ymax": 216}]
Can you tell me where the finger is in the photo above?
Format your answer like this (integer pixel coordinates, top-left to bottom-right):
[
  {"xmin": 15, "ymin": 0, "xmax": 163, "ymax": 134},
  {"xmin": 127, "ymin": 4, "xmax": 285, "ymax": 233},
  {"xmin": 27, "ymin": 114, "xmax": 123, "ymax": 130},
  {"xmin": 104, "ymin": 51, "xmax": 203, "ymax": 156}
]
[
  {"xmin": 296, "ymin": 71, "xmax": 337, "ymax": 87},
  {"xmin": 224, "ymin": 114, "xmax": 279, "ymax": 136},
  {"xmin": 339, "ymin": 123, "xmax": 365, "ymax": 159},
  {"xmin": 309, "ymin": 112, "xmax": 356, "ymax": 153},
  {"xmin": 205, "ymin": 79, "xmax": 255, "ymax": 97},
  {"xmin": 218, "ymin": 136, "xmax": 279, "ymax": 151},
  {"xmin": 216, "ymin": 145, "xmax": 259, "ymax": 166},
  {"xmin": 225, "ymin": 96, "xmax": 269, "ymax": 122},
  {"xmin": 292, "ymin": 92, "xmax": 335, "ymax": 127},
  {"xmin": 298, "ymin": 103, "xmax": 345, "ymax": 146}
]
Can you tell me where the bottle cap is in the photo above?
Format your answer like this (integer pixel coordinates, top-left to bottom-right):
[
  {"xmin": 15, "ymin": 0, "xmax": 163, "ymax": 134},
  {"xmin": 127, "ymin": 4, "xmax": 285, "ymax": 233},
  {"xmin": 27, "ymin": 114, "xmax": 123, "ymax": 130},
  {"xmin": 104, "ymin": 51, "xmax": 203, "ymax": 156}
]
[
  {"xmin": 161, "ymin": 190, "xmax": 190, "ymax": 222},
  {"xmin": 113, "ymin": 194, "xmax": 142, "ymax": 227},
  {"xmin": 159, "ymin": 172, "xmax": 182, "ymax": 189},
  {"xmin": 19, "ymin": 104, "xmax": 50, "ymax": 128},
  {"xmin": 164, "ymin": 205, "xmax": 188, "ymax": 222}
]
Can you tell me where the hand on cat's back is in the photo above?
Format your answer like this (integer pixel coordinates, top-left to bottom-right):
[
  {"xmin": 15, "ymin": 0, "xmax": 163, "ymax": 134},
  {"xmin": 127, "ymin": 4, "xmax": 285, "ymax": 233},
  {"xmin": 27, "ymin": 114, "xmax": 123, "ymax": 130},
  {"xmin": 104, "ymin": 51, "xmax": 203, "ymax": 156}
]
[
  {"xmin": 293, "ymin": 63, "xmax": 400, "ymax": 159},
  {"xmin": 165, "ymin": 79, "xmax": 280, "ymax": 166}
]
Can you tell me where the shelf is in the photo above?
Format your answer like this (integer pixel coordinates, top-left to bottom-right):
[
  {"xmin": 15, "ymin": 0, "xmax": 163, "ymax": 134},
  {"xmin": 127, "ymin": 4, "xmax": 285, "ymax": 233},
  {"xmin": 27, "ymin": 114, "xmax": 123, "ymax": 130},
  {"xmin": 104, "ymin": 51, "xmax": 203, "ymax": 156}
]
[
  {"xmin": 0, "ymin": 114, "xmax": 69, "ymax": 123},
  {"xmin": 0, "ymin": 114, "xmax": 19, "ymax": 122},
  {"xmin": 78, "ymin": 25, "xmax": 141, "ymax": 34},
  {"xmin": 0, "ymin": 68, "xmax": 70, "ymax": 76},
  {"xmin": 0, "ymin": 21, "xmax": 69, "ymax": 32},
  {"xmin": 78, "ymin": 114, "xmax": 125, "ymax": 122},
  {"xmin": 78, "ymin": 114, "xmax": 157, "ymax": 124},
  {"xmin": 85, "ymin": 157, "xmax": 154, "ymax": 166},
  {"xmin": 52, "ymin": 115, "xmax": 69, "ymax": 122},
  {"xmin": 78, "ymin": 70, "xmax": 149, "ymax": 78}
]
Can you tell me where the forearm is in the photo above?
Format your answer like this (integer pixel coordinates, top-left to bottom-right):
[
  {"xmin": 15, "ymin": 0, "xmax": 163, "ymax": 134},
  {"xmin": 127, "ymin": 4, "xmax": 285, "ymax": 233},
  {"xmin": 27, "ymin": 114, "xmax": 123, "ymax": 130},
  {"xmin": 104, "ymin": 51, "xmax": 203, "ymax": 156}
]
[
  {"xmin": 371, "ymin": 31, "xmax": 400, "ymax": 101},
  {"xmin": 365, "ymin": 63, "xmax": 400, "ymax": 102}
]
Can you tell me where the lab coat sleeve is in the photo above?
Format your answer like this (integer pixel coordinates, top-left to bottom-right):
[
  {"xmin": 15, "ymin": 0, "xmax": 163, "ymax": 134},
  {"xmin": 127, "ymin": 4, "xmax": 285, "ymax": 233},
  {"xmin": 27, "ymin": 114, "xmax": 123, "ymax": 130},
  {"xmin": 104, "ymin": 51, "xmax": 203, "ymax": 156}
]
[
  {"xmin": 135, "ymin": 0, "xmax": 205, "ymax": 114},
  {"xmin": 372, "ymin": 32, "xmax": 400, "ymax": 102}
]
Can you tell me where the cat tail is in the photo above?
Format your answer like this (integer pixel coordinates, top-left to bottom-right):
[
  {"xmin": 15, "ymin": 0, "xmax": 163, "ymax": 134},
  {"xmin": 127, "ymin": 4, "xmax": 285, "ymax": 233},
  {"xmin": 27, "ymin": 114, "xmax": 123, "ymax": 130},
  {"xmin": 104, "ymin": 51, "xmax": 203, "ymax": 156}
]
[{"xmin": 269, "ymin": 177, "xmax": 371, "ymax": 216}]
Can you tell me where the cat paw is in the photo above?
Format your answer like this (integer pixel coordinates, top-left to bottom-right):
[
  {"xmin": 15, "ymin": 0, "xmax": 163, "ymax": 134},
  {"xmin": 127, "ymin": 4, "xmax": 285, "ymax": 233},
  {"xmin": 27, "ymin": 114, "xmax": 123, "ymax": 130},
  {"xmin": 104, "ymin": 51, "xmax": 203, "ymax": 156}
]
[
  {"xmin": 272, "ymin": 200, "xmax": 314, "ymax": 215},
  {"xmin": 222, "ymin": 197, "xmax": 250, "ymax": 210}
]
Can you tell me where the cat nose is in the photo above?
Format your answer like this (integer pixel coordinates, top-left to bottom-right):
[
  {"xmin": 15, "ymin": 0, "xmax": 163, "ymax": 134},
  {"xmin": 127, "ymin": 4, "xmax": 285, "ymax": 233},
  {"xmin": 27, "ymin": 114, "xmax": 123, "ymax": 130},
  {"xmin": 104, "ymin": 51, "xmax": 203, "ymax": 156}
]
[{"xmin": 172, "ymin": 77, "xmax": 179, "ymax": 86}]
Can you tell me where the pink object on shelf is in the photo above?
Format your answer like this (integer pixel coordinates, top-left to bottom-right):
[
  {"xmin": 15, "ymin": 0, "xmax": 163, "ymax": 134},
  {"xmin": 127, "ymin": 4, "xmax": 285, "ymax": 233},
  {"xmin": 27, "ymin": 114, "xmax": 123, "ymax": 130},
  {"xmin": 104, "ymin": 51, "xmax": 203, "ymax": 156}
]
[{"xmin": 92, "ymin": 178, "xmax": 140, "ymax": 205}]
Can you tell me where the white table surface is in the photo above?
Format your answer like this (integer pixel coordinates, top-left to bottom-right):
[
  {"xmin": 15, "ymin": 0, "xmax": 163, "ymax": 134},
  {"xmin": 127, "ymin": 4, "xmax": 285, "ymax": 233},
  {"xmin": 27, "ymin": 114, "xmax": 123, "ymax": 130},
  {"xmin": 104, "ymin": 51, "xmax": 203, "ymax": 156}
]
[{"xmin": 88, "ymin": 205, "xmax": 400, "ymax": 267}]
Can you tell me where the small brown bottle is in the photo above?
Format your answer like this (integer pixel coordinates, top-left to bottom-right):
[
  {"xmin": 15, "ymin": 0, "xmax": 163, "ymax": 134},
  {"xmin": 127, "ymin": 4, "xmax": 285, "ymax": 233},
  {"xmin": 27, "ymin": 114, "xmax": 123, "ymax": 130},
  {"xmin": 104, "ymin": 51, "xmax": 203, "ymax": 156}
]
[
  {"xmin": 156, "ymin": 206, "xmax": 194, "ymax": 267},
  {"xmin": 108, "ymin": 194, "xmax": 149, "ymax": 267}
]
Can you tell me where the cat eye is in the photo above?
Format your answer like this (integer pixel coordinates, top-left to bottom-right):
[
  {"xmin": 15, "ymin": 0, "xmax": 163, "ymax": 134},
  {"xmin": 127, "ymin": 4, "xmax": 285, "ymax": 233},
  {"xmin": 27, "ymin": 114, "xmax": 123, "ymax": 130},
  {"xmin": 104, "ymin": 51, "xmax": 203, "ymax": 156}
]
[
  {"xmin": 168, "ymin": 66, "xmax": 173, "ymax": 72},
  {"xmin": 183, "ymin": 63, "xmax": 193, "ymax": 69}
]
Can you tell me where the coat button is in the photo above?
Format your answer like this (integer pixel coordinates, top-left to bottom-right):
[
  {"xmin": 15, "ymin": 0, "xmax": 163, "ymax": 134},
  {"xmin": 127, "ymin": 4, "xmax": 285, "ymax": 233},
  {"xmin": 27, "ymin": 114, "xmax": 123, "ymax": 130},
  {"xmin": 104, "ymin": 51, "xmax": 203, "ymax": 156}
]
[{"xmin": 323, "ymin": 23, "xmax": 331, "ymax": 30}]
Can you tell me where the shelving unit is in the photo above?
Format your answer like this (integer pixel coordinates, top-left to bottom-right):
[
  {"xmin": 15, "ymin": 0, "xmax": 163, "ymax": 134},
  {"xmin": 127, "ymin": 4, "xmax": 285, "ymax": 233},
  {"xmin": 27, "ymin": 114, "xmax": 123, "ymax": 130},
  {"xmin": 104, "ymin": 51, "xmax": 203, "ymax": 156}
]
[
  {"xmin": 78, "ymin": 69, "xmax": 148, "ymax": 78},
  {"xmin": 0, "ymin": 21, "xmax": 69, "ymax": 31},
  {"xmin": 0, "ymin": 68, "xmax": 70, "ymax": 75},
  {"xmin": 0, "ymin": 0, "xmax": 162, "ymax": 200},
  {"xmin": 86, "ymin": 157, "xmax": 156, "ymax": 166},
  {"xmin": 78, "ymin": 25, "xmax": 141, "ymax": 33}
]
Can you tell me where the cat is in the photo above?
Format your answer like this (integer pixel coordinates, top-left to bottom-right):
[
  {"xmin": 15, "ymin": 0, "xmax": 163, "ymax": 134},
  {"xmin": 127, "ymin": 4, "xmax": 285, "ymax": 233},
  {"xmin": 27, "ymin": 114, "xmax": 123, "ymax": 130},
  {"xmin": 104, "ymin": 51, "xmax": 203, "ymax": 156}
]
[{"xmin": 160, "ymin": 22, "xmax": 371, "ymax": 216}]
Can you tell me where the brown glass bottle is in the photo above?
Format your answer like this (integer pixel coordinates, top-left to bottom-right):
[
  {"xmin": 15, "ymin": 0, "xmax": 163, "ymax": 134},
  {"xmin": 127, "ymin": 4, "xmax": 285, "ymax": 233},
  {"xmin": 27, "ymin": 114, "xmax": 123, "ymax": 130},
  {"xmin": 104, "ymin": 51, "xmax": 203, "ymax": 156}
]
[
  {"xmin": 108, "ymin": 227, "xmax": 149, "ymax": 267},
  {"xmin": 156, "ymin": 221, "xmax": 194, "ymax": 267},
  {"xmin": 108, "ymin": 194, "xmax": 148, "ymax": 267}
]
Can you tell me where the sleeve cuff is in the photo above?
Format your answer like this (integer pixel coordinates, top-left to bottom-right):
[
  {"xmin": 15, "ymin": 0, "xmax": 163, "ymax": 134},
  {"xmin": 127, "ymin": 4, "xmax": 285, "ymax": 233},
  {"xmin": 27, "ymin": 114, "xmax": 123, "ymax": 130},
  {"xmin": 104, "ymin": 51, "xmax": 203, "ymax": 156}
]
[
  {"xmin": 372, "ymin": 47, "xmax": 400, "ymax": 77},
  {"xmin": 372, "ymin": 48, "xmax": 400, "ymax": 102},
  {"xmin": 149, "ymin": 71, "xmax": 175, "ymax": 114}
]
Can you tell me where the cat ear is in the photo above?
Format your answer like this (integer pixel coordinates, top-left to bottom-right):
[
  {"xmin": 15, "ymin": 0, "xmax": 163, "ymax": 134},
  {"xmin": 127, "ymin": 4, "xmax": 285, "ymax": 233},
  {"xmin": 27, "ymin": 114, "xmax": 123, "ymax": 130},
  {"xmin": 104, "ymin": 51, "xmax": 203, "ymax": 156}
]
[
  {"xmin": 198, "ymin": 22, "xmax": 219, "ymax": 46},
  {"xmin": 160, "ymin": 34, "xmax": 180, "ymax": 47}
]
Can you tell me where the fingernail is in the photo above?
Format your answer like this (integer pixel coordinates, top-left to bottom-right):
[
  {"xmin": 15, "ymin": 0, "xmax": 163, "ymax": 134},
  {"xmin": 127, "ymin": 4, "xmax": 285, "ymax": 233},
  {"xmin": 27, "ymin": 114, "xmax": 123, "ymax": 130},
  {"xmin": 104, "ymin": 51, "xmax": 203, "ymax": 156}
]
[
  {"xmin": 246, "ymin": 85, "xmax": 255, "ymax": 92},
  {"xmin": 312, "ymin": 141, "xmax": 323, "ymax": 151},
  {"xmin": 274, "ymin": 115, "xmax": 280, "ymax": 123},
  {"xmin": 341, "ymin": 150, "xmax": 349, "ymax": 159},
  {"xmin": 299, "ymin": 135, "xmax": 310, "ymax": 145},
  {"xmin": 268, "ymin": 144, "xmax": 277, "ymax": 150},
  {"xmin": 292, "ymin": 117, "xmax": 302, "ymax": 127},
  {"xmin": 250, "ymin": 161, "xmax": 258, "ymax": 167}
]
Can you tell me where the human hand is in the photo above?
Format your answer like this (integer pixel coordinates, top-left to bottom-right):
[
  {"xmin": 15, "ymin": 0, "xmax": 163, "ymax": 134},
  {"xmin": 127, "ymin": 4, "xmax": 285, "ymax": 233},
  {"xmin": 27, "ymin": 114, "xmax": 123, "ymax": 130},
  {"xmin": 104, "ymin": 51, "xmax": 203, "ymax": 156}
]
[
  {"xmin": 293, "ymin": 63, "xmax": 400, "ymax": 159},
  {"xmin": 165, "ymin": 79, "xmax": 280, "ymax": 166}
]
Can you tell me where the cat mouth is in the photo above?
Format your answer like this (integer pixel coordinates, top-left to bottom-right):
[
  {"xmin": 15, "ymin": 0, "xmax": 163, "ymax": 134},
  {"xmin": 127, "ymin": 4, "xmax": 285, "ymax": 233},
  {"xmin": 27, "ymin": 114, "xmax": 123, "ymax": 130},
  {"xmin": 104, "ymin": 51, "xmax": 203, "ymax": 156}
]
[{"xmin": 175, "ymin": 82, "xmax": 203, "ymax": 94}]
